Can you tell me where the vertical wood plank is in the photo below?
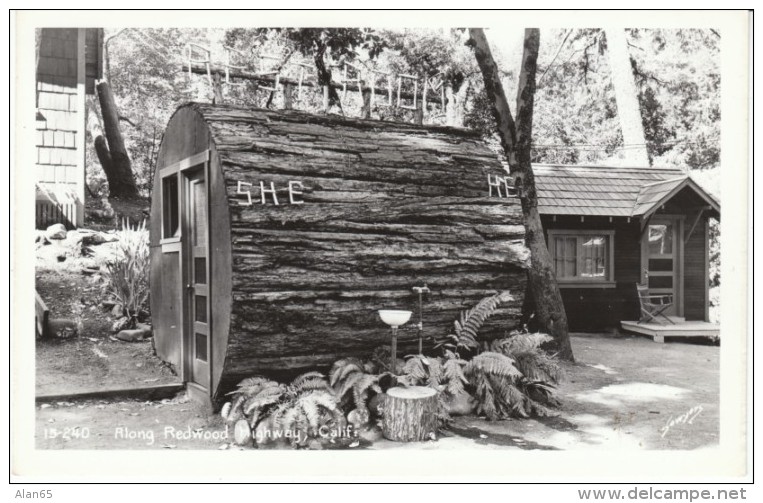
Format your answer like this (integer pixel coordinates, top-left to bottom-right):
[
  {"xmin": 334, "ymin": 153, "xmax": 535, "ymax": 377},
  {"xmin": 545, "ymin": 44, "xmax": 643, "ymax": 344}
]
[
  {"xmin": 75, "ymin": 28, "xmax": 86, "ymax": 227},
  {"xmin": 282, "ymin": 83, "xmax": 293, "ymax": 110}
]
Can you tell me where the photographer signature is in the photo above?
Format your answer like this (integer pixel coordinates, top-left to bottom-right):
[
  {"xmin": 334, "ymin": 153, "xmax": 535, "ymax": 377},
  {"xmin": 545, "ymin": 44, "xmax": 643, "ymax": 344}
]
[{"xmin": 660, "ymin": 405, "xmax": 703, "ymax": 437}]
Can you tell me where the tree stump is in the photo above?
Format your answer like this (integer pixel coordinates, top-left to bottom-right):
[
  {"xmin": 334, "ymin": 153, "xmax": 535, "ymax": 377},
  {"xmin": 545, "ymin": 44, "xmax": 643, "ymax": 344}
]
[{"xmin": 381, "ymin": 386, "xmax": 438, "ymax": 442}]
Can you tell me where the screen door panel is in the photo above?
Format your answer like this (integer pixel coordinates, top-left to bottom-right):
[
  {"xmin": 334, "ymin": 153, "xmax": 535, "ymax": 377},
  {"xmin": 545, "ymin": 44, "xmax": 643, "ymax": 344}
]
[
  {"xmin": 644, "ymin": 219, "xmax": 679, "ymax": 317},
  {"xmin": 186, "ymin": 170, "xmax": 210, "ymax": 389}
]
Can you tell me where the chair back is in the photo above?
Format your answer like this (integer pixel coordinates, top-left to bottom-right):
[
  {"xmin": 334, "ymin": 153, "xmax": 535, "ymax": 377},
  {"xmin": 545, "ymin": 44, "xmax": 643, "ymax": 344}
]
[{"xmin": 636, "ymin": 283, "xmax": 650, "ymax": 303}]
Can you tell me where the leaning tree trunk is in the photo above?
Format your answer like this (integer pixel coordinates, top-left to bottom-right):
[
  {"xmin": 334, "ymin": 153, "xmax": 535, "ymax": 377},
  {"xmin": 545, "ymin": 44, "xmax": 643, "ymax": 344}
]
[
  {"xmin": 468, "ymin": 28, "xmax": 574, "ymax": 361},
  {"xmin": 313, "ymin": 49, "xmax": 343, "ymax": 114},
  {"xmin": 606, "ymin": 29, "xmax": 650, "ymax": 166},
  {"xmin": 381, "ymin": 386, "xmax": 438, "ymax": 442},
  {"xmin": 96, "ymin": 81, "xmax": 139, "ymax": 198}
]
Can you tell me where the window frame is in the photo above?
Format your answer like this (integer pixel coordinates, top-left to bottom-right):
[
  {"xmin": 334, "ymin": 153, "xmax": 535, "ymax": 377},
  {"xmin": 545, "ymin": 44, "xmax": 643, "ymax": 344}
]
[
  {"xmin": 160, "ymin": 173, "xmax": 181, "ymax": 243},
  {"xmin": 547, "ymin": 229, "xmax": 616, "ymax": 288}
]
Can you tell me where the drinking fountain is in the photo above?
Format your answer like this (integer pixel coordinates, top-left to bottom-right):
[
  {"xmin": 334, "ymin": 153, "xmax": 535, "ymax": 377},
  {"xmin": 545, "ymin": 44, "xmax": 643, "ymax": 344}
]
[{"xmin": 378, "ymin": 310, "xmax": 412, "ymax": 374}]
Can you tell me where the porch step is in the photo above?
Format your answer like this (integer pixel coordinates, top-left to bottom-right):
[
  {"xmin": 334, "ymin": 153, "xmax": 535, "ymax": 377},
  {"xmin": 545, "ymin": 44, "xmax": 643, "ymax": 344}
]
[{"xmin": 620, "ymin": 320, "xmax": 720, "ymax": 343}]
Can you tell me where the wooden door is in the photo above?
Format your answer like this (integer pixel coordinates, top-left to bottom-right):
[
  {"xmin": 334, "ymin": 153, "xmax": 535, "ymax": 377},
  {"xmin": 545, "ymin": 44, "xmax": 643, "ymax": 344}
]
[
  {"xmin": 642, "ymin": 217, "xmax": 683, "ymax": 317},
  {"xmin": 184, "ymin": 168, "xmax": 211, "ymax": 390}
]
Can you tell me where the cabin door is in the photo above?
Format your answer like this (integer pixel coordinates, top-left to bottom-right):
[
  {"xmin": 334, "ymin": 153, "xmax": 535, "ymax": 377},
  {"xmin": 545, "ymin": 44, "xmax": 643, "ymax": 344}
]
[
  {"xmin": 183, "ymin": 167, "xmax": 211, "ymax": 390},
  {"xmin": 642, "ymin": 216, "xmax": 683, "ymax": 318}
]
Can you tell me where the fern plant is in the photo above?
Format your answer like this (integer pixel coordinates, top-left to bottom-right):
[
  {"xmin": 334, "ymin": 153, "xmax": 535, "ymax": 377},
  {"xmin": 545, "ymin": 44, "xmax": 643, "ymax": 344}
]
[
  {"xmin": 329, "ymin": 357, "xmax": 383, "ymax": 418},
  {"xmin": 437, "ymin": 291, "xmax": 512, "ymax": 357},
  {"xmin": 267, "ymin": 390, "xmax": 346, "ymax": 444},
  {"xmin": 465, "ymin": 330, "xmax": 564, "ymax": 419},
  {"xmin": 222, "ymin": 376, "xmax": 286, "ymax": 426}
]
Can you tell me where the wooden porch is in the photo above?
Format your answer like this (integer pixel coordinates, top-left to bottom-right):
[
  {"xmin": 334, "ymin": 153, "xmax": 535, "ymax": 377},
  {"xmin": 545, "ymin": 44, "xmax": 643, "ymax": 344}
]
[{"xmin": 620, "ymin": 318, "xmax": 720, "ymax": 343}]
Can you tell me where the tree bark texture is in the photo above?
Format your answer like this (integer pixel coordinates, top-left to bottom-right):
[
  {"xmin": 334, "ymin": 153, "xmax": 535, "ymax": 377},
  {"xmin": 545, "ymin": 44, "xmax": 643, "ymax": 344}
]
[
  {"xmin": 172, "ymin": 104, "xmax": 530, "ymax": 384},
  {"xmin": 95, "ymin": 81, "xmax": 139, "ymax": 198},
  {"xmin": 468, "ymin": 28, "xmax": 574, "ymax": 361},
  {"xmin": 381, "ymin": 386, "xmax": 438, "ymax": 441}
]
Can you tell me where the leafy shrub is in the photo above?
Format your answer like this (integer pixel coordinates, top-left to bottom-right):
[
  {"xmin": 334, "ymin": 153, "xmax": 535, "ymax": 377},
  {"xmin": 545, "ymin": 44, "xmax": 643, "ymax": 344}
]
[{"xmin": 102, "ymin": 219, "xmax": 149, "ymax": 325}]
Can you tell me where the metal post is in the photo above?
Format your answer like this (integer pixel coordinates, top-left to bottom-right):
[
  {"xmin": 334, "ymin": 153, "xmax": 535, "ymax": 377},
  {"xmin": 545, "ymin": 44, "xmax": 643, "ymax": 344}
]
[{"xmin": 412, "ymin": 284, "xmax": 430, "ymax": 354}]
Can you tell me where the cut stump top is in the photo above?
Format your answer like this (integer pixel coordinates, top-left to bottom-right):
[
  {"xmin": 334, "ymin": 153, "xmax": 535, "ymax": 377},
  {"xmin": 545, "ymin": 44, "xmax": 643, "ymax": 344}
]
[{"xmin": 386, "ymin": 386, "xmax": 436, "ymax": 400}]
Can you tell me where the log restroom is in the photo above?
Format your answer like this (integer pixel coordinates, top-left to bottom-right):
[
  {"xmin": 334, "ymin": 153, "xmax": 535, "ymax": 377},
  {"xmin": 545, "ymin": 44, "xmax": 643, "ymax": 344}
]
[{"xmin": 149, "ymin": 103, "xmax": 529, "ymax": 404}]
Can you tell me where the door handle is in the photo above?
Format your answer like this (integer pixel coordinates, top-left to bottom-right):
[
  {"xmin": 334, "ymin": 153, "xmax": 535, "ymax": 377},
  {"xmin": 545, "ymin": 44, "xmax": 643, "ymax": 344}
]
[{"xmin": 186, "ymin": 284, "xmax": 194, "ymax": 291}]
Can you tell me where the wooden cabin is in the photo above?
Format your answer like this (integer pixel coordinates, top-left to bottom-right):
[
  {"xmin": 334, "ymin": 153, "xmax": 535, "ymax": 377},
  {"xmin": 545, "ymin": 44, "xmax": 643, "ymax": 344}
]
[
  {"xmin": 533, "ymin": 165, "xmax": 720, "ymax": 335},
  {"xmin": 35, "ymin": 28, "xmax": 103, "ymax": 228},
  {"xmin": 149, "ymin": 103, "xmax": 529, "ymax": 403}
]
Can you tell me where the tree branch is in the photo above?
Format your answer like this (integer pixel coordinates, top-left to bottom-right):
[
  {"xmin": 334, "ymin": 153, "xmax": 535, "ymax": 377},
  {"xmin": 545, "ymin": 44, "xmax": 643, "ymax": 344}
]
[{"xmin": 118, "ymin": 115, "xmax": 138, "ymax": 129}]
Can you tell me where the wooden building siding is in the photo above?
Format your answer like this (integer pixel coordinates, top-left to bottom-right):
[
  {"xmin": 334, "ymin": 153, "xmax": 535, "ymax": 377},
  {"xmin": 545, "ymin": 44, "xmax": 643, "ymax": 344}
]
[
  {"xmin": 540, "ymin": 215, "xmax": 641, "ymax": 330},
  {"xmin": 683, "ymin": 215, "xmax": 708, "ymax": 321},
  {"xmin": 34, "ymin": 28, "xmax": 101, "ymax": 228}
]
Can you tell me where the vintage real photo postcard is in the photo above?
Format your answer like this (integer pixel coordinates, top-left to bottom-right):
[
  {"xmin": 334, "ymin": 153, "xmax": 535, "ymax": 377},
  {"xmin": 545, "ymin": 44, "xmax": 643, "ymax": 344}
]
[{"xmin": 11, "ymin": 9, "xmax": 752, "ymax": 482}]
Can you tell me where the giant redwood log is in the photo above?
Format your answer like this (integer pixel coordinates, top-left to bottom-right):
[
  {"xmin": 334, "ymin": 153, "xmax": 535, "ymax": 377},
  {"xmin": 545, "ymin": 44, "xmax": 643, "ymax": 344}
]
[{"xmin": 149, "ymin": 103, "xmax": 529, "ymax": 403}]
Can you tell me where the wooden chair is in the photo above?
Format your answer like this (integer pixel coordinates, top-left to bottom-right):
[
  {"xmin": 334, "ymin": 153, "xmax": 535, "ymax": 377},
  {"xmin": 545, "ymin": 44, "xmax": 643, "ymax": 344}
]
[{"xmin": 637, "ymin": 283, "xmax": 675, "ymax": 325}]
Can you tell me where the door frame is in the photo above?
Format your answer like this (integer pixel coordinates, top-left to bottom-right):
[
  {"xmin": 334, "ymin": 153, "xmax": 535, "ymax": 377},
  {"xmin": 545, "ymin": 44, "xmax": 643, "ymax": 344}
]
[
  {"xmin": 183, "ymin": 167, "xmax": 212, "ymax": 391},
  {"xmin": 159, "ymin": 150, "xmax": 211, "ymax": 390},
  {"xmin": 641, "ymin": 214, "xmax": 685, "ymax": 318}
]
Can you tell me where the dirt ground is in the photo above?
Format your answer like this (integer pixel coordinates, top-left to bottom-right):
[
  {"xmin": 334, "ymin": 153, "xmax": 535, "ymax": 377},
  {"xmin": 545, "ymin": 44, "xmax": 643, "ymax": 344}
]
[
  {"xmin": 35, "ymin": 333, "xmax": 719, "ymax": 451},
  {"xmin": 35, "ymin": 230, "xmax": 180, "ymax": 396}
]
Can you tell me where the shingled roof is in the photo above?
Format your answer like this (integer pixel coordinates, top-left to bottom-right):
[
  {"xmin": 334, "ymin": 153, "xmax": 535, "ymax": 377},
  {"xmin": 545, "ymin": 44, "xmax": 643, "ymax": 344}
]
[{"xmin": 533, "ymin": 164, "xmax": 720, "ymax": 218}]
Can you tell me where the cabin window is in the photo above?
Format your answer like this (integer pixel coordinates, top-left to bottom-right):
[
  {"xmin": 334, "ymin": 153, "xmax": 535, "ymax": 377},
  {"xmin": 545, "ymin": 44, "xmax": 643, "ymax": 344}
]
[
  {"xmin": 162, "ymin": 175, "xmax": 180, "ymax": 239},
  {"xmin": 548, "ymin": 230, "xmax": 615, "ymax": 287}
]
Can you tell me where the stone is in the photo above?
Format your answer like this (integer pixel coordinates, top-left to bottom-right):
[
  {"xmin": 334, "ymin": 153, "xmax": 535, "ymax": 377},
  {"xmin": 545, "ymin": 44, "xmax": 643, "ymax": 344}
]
[
  {"xmin": 81, "ymin": 233, "xmax": 108, "ymax": 247},
  {"xmin": 368, "ymin": 394, "xmax": 383, "ymax": 416},
  {"xmin": 306, "ymin": 438, "xmax": 324, "ymax": 450},
  {"xmin": 45, "ymin": 223, "xmax": 67, "ymax": 240},
  {"xmin": 357, "ymin": 425, "xmax": 384, "ymax": 443},
  {"xmin": 115, "ymin": 329, "xmax": 147, "ymax": 342},
  {"xmin": 111, "ymin": 316, "xmax": 130, "ymax": 333},
  {"xmin": 111, "ymin": 304, "xmax": 124, "ymax": 317},
  {"xmin": 347, "ymin": 408, "xmax": 370, "ymax": 428},
  {"xmin": 445, "ymin": 391, "xmax": 477, "ymax": 416},
  {"xmin": 115, "ymin": 324, "xmax": 151, "ymax": 342},
  {"xmin": 56, "ymin": 254, "xmax": 66, "ymax": 262}
]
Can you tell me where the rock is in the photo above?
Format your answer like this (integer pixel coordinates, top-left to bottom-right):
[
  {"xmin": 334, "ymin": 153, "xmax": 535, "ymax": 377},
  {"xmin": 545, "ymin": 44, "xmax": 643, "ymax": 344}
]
[
  {"xmin": 368, "ymin": 394, "xmax": 383, "ymax": 416},
  {"xmin": 233, "ymin": 419, "xmax": 253, "ymax": 446},
  {"xmin": 66, "ymin": 230, "xmax": 84, "ymax": 244},
  {"xmin": 306, "ymin": 438, "xmax": 324, "ymax": 450},
  {"xmin": 102, "ymin": 300, "xmax": 116, "ymax": 310},
  {"xmin": 357, "ymin": 425, "xmax": 383, "ymax": 443},
  {"xmin": 115, "ymin": 324, "xmax": 151, "ymax": 342},
  {"xmin": 136, "ymin": 322, "xmax": 152, "ymax": 333},
  {"xmin": 81, "ymin": 233, "xmax": 108, "ymax": 247},
  {"xmin": 111, "ymin": 317, "xmax": 130, "ymax": 333},
  {"xmin": 347, "ymin": 408, "xmax": 370, "ymax": 428},
  {"xmin": 111, "ymin": 304, "xmax": 124, "ymax": 317},
  {"xmin": 445, "ymin": 391, "xmax": 477, "ymax": 416},
  {"xmin": 56, "ymin": 254, "xmax": 66, "ymax": 262},
  {"xmin": 254, "ymin": 418, "xmax": 274, "ymax": 445},
  {"xmin": 45, "ymin": 223, "xmax": 67, "ymax": 240}
]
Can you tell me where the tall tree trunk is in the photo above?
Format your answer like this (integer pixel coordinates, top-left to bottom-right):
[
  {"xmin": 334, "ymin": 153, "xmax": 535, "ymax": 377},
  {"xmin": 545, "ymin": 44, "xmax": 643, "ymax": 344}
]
[
  {"xmin": 606, "ymin": 29, "xmax": 650, "ymax": 166},
  {"xmin": 96, "ymin": 81, "xmax": 139, "ymax": 198},
  {"xmin": 313, "ymin": 49, "xmax": 343, "ymax": 114},
  {"xmin": 468, "ymin": 28, "xmax": 574, "ymax": 361}
]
